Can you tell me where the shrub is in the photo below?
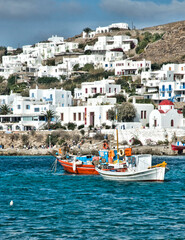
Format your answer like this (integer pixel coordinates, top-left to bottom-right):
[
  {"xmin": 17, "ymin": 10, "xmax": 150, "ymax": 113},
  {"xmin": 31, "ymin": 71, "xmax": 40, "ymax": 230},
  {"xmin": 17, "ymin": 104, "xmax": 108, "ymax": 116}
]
[
  {"xmin": 67, "ymin": 122, "xmax": 77, "ymax": 130},
  {"xmin": 131, "ymin": 138, "xmax": 142, "ymax": 146},
  {"xmin": 78, "ymin": 124, "xmax": 84, "ymax": 130},
  {"xmin": 80, "ymin": 129, "xmax": 85, "ymax": 136},
  {"xmin": 38, "ymin": 77, "xmax": 59, "ymax": 85},
  {"xmin": 93, "ymin": 133, "xmax": 105, "ymax": 140},
  {"xmin": 21, "ymin": 134, "xmax": 29, "ymax": 146}
]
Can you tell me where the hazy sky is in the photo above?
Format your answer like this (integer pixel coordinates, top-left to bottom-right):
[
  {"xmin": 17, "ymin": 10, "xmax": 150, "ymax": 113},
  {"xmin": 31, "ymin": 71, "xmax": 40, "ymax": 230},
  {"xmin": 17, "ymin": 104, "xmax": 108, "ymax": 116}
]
[{"xmin": 0, "ymin": 0, "xmax": 185, "ymax": 47}]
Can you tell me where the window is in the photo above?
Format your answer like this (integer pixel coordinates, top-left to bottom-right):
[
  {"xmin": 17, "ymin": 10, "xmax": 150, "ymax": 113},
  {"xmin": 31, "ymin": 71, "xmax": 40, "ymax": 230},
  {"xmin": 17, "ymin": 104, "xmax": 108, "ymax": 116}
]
[
  {"xmin": 100, "ymin": 88, "xmax": 103, "ymax": 93},
  {"xmin": 141, "ymin": 111, "xmax": 143, "ymax": 119},
  {"xmin": 171, "ymin": 119, "xmax": 174, "ymax": 127},
  {"xmin": 17, "ymin": 105, "xmax": 21, "ymax": 109},
  {"xmin": 83, "ymin": 112, "xmax": 85, "ymax": 120},
  {"xmin": 109, "ymin": 88, "xmax": 111, "ymax": 93},
  {"xmin": 62, "ymin": 104, "xmax": 64, "ymax": 107},
  {"xmin": 114, "ymin": 88, "xmax": 117, "ymax": 93},
  {"xmin": 106, "ymin": 112, "xmax": 108, "ymax": 120},
  {"xmin": 169, "ymin": 93, "xmax": 171, "ymax": 97},
  {"xmin": 61, "ymin": 113, "xmax": 64, "ymax": 121},
  {"xmin": 144, "ymin": 111, "xmax": 146, "ymax": 119},
  {"xmin": 73, "ymin": 113, "xmax": 76, "ymax": 121},
  {"xmin": 62, "ymin": 94, "xmax": 64, "ymax": 98},
  {"xmin": 26, "ymin": 105, "xmax": 30, "ymax": 110},
  {"xmin": 32, "ymin": 93, "xmax": 34, "ymax": 97},
  {"xmin": 34, "ymin": 108, "xmax": 40, "ymax": 112},
  {"xmin": 169, "ymin": 85, "xmax": 172, "ymax": 91},
  {"xmin": 154, "ymin": 119, "xmax": 157, "ymax": 127},
  {"xmin": 50, "ymin": 94, "xmax": 53, "ymax": 99},
  {"xmin": 85, "ymin": 88, "xmax": 88, "ymax": 94},
  {"xmin": 78, "ymin": 113, "xmax": 81, "ymax": 121}
]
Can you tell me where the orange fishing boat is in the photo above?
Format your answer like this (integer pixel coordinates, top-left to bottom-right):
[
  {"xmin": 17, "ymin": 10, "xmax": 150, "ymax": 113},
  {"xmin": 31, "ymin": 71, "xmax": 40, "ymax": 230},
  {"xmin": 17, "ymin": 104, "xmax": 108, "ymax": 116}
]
[
  {"xmin": 56, "ymin": 144, "xmax": 118, "ymax": 175},
  {"xmin": 57, "ymin": 157, "xmax": 99, "ymax": 175}
]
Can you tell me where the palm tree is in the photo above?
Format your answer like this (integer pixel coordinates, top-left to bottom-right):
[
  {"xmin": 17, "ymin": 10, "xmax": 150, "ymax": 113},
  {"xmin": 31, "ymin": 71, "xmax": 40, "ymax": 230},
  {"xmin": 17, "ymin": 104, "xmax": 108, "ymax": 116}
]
[
  {"xmin": 43, "ymin": 110, "xmax": 55, "ymax": 130},
  {"xmin": 0, "ymin": 104, "xmax": 11, "ymax": 115}
]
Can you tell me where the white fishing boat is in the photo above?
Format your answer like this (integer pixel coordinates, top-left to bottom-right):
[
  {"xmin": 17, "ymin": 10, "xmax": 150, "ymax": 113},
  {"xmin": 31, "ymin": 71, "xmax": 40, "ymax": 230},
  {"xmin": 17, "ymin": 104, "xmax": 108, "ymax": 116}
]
[{"xmin": 96, "ymin": 154, "xmax": 169, "ymax": 181}]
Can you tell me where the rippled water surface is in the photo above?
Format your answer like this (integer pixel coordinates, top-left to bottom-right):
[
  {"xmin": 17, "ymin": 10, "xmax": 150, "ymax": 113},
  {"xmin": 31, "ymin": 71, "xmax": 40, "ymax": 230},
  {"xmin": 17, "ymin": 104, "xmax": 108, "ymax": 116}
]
[{"xmin": 0, "ymin": 155, "xmax": 185, "ymax": 239}]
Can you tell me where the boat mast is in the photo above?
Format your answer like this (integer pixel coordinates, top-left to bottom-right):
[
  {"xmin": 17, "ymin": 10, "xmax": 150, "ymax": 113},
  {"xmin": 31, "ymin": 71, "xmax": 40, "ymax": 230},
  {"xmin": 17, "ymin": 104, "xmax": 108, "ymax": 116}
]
[{"xmin": 116, "ymin": 128, "xmax": 119, "ymax": 164}]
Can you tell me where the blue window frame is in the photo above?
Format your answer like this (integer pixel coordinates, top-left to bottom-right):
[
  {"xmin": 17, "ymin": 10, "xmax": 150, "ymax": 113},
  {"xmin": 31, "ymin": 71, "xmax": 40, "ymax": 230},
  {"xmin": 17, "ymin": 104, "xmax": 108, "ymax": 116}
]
[{"xmin": 34, "ymin": 108, "xmax": 40, "ymax": 112}]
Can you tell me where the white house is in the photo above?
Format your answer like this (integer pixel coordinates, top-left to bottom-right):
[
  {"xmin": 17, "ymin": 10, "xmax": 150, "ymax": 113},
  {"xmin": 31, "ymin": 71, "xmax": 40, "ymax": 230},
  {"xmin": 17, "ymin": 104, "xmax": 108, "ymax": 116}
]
[
  {"xmin": 133, "ymin": 99, "xmax": 154, "ymax": 127},
  {"xmin": 29, "ymin": 87, "xmax": 72, "ymax": 107},
  {"xmin": 115, "ymin": 59, "xmax": 151, "ymax": 76},
  {"xmin": 85, "ymin": 35, "xmax": 137, "ymax": 52},
  {"xmin": 149, "ymin": 100, "xmax": 183, "ymax": 129},
  {"xmin": 74, "ymin": 79, "xmax": 121, "ymax": 101},
  {"xmin": 83, "ymin": 23, "xmax": 129, "ymax": 38}
]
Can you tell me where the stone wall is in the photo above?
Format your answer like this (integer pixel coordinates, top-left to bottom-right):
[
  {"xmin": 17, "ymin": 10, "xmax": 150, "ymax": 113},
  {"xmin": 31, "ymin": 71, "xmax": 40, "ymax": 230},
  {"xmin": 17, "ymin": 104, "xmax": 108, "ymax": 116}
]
[{"xmin": 102, "ymin": 128, "xmax": 185, "ymax": 145}]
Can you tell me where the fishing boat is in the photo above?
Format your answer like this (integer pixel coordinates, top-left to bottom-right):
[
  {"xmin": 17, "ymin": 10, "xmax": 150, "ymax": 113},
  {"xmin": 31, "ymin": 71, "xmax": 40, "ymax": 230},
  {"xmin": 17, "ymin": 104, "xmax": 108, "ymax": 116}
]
[
  {"xmin": 57, "ymin": 155, "xmax": 99, "ymax": 175},
  {"xmin": 56, "ymin": 141, "xmax": 120, "ymax": 175},
  {"xmin": 96, "ymin": 154, "xmax": 169, "ymax": 181},
  {"xmin": 96, "ymin": 129, "xmax": 169, "ymax": 181},
  {"xmin": 171, "ymin": 141, "xmax": 185, "ymax": 154}
]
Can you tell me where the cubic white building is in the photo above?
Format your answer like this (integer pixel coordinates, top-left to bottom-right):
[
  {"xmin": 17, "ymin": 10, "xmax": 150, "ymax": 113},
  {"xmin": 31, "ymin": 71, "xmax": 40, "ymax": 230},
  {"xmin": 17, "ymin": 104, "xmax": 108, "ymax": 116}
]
[
  {"xmin": 29, "ymin": 87, "xmax": 72, "ymax": 107},
  {"xmin": 83, "ymin": 23, "xmax": 129, "ymax": 38},
  {"xmin": 115, "ymin": 59, "xmax": 151, "ymax": 76},
  {"xmin": 74, "ymin": 79, "xmax": 121, "ymax": 101},
  {"xmin": 149, "ymin": 100, "xmax": 183, "ymax": 129},
  {"xmin": 85, "ymin": 35, "xmax": 137, "ymax": 52}
]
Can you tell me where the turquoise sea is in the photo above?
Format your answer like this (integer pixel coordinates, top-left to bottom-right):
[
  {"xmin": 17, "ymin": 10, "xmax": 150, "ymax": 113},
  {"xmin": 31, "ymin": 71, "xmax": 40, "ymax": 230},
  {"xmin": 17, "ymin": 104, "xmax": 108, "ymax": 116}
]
[{"xmin": 0, "ymin": 155, "xmax": 185, "ymax": 239}]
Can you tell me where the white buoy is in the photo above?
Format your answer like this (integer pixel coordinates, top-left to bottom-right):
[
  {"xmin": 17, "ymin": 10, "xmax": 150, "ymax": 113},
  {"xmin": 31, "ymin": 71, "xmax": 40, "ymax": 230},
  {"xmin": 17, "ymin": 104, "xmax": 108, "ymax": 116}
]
[{"xmin": 10, "ymin": 200, "xmax": 13, "ymax": 206}]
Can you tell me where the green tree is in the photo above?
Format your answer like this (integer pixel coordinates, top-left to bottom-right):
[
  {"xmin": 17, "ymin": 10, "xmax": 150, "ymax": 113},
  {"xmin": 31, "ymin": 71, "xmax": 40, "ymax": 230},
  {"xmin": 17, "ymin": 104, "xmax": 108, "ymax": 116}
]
[
  {"xmin": 38, "ymin": 77, "xmax": 59, "ymax": 85},
  {"xmin": 108, "ymin": 102, "xmax": 136, "ymax": 122},
  {"xmin": 43, "ymin": 110, "xmax": 55, "ymax": 129},
  {"xmin": 7, "ymin": 75, "xmax": 16, "ymax": 89},
  {"xmin": 0, "ymin": 104, "xmax": 11, "ymax": 115},
  {"xmin": 82, "ymin": 63, "xmax": 94, "ymax": 72},
  {"xmin": 113, "ymin": 94, "xmax": 126, "ymax": 104},
  {"xmin": 73, "ymin": 64, "xmax": 80, "ymax": 71},
  {"xmin": 83, "ymin": 27, "xmax": 92, "ymax": 34}
]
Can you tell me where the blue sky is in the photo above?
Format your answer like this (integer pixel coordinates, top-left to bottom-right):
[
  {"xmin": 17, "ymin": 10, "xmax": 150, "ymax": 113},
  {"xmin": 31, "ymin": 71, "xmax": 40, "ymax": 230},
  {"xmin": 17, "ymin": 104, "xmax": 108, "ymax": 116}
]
[{"xmin": 0, "ymin": 0, "xmax": 185, "ymax": 47}]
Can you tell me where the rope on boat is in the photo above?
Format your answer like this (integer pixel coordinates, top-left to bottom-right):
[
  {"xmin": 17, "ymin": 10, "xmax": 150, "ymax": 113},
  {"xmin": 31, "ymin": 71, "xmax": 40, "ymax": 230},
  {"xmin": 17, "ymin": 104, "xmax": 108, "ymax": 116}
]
[
  {"xmin": 51, "ymin": 158, "xmax": 58, "ymax": 173},
  {"xmin": 49, "ymin": 151, "xmax": 58, "ymax": 173}
]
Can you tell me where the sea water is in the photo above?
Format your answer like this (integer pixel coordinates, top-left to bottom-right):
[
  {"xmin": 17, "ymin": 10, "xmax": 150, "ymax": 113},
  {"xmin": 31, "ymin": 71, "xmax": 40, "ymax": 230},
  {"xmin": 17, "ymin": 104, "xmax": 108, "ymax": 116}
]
[{"xmin": 0, "ymin": 155, "xmax": 185, "ymax": 239}]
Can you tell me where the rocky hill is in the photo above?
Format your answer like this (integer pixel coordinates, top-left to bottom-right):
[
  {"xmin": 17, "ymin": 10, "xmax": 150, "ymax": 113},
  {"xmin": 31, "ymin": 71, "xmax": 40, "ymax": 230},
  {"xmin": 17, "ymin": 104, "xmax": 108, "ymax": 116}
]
[
  {"xmin": 70, "ymin": 21, "xmax": 185, "ymax": 65},
  {"xmin": 134, "ymin": 21, "xmax": 185, "ymax": 64}
]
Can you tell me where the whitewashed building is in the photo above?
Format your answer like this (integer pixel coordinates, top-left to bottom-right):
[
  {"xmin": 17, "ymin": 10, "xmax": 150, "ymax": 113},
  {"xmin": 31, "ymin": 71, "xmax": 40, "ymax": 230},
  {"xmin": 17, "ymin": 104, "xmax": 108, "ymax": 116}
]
[
  {"xmin": 83, "ymin": 23, "xmax": 129, "ymax": 38},
  {"xmin": 149, "ymin": 100, "xmax": 183, "ymax": 129},
  {"xmin": 85, "ymin": 35, "xmax": 137, "ymax": 52},
  {"xmin": 115, "ymin": 59, "xmax": 151, "ymax": 76},
  {"xmin": 29, "ymin": 87, "xmax": 72, "ymax": 107},
  {"xmin": 74, "ymin": 79, "xmax": 121, "ymax": 101}
]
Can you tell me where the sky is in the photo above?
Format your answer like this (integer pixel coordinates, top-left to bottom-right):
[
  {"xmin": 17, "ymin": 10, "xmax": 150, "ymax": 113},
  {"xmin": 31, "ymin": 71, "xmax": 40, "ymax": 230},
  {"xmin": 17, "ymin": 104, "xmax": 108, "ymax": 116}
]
[{"xmin": 0, "ymin": 0, "xmax": 185, "ymax": 48}]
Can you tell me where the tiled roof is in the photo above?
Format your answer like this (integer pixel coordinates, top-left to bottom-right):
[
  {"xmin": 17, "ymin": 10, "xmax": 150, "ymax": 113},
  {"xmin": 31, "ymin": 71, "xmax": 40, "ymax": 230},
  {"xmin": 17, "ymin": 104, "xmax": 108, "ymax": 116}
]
[{"xmin": 159, "ymin": 100, "xmax": 174, "ymax": 106}]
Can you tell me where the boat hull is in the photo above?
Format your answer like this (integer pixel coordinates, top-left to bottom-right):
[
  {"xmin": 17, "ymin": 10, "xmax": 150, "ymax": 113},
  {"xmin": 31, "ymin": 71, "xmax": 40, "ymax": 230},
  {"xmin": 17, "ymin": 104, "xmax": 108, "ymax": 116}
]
[
  {"xmin": 96, "ymin": 167, "xmax": 167, "ymax": 181},
  {"xmin": 58, "ymin": 159, "xmax": 99, "ymax": 175},
  {"xmin": 171, "ymin": 144, "xmax": 185, "ymax": 151}
]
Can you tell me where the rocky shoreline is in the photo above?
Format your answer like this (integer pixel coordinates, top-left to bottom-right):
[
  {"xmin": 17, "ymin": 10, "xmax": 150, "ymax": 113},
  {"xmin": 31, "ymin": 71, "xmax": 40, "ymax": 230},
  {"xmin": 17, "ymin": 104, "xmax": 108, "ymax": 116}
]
[{"xmin": 0, "ymin": 144, "xmax": 181, "ymax": 156}]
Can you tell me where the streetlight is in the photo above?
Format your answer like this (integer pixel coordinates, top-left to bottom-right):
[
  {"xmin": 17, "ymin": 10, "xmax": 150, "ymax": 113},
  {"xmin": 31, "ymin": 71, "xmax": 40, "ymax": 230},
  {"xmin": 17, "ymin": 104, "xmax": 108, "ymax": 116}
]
[{"xmin": 49, "ymin": 135, "xmax": 51, "ymax": 149}]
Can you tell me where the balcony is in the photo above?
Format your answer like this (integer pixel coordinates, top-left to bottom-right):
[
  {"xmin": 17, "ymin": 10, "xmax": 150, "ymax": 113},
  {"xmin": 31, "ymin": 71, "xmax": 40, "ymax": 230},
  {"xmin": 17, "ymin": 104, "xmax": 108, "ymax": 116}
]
[{"xmin": 166, "ymin": 88, "xmax": 172, "ymax": 92}]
